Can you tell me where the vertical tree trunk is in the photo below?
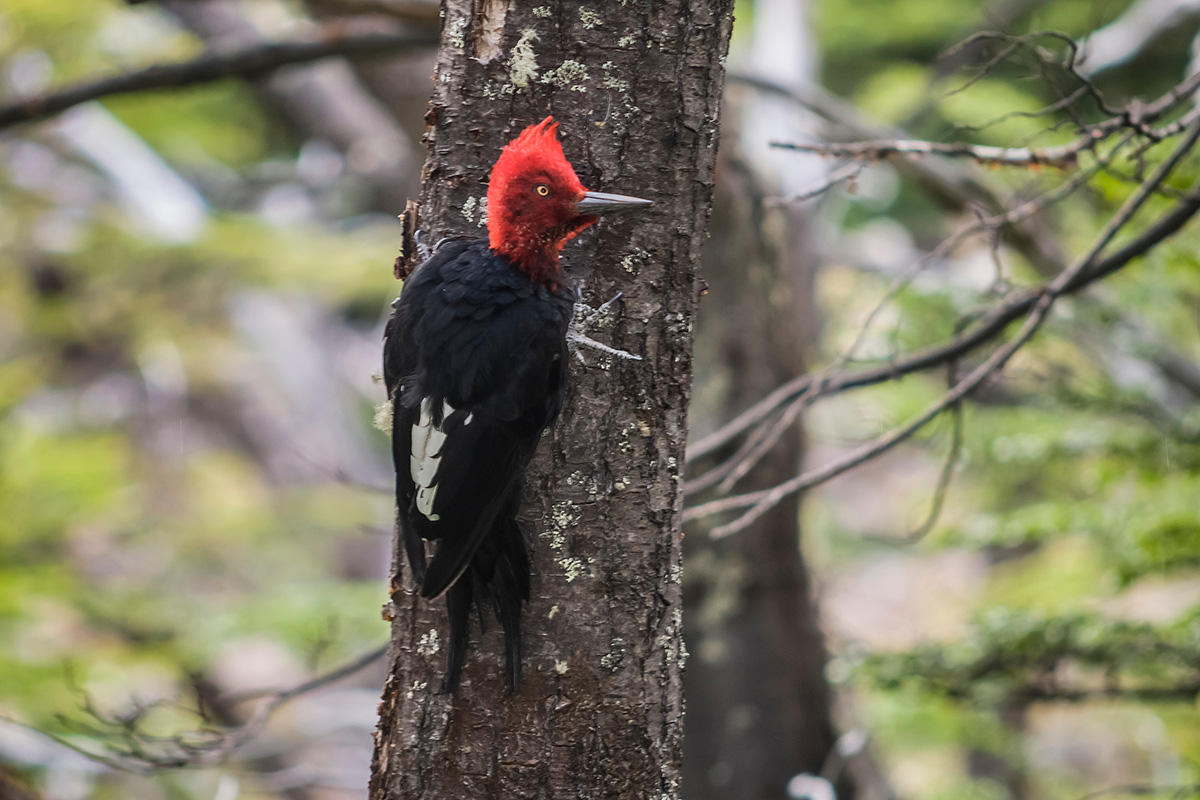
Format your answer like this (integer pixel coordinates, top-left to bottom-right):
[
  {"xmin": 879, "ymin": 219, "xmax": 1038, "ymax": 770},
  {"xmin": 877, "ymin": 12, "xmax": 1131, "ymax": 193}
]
[
  {"xmin": 683, "ymin": 152, "xmax": 839, "ymax": 799},
  {"xmin": 683, "ymin": 1, "xmax": 846, "ymax": 796},
  {"xmin": 370, "ymin": 2, "xmax": 734, "ymax": 798}
]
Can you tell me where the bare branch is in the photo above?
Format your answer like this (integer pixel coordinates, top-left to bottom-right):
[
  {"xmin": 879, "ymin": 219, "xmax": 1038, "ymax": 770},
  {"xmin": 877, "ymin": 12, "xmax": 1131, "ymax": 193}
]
[
  {"xmin": 686, "ymin": 121, "xmax": 1200, "ymax": 536},
  {"xmin": 771, "ymin": 136, "xmax": 1092, "ymax": 168},
  {"xmin": 686, "ymin": 129, "xmax": 1198, "ymax": 467},
  {"xmin": 766, "ymin": 161, "xmax": 864, "ymax": 204},
  {"xmin": 0, "ymin": 641, "xmax": 388, "ymax": 775},
  {"xmin": 687, "ymin": 132, "xmax": 1129, "ymax": 468},
  {"xmin": 0, "ymin": 28, "xmax": 434, "ymax": 131},
  {"xmin": 868, "ymin": 394, "xmax": 963, "ymax": 545},
  {"xmin": 1079, "ymin": 783, "xmax": 1200, "ymax": 800}
]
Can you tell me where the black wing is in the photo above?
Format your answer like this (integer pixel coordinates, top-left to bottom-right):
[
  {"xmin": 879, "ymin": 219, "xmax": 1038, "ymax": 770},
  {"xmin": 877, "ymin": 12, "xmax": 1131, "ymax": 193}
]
[{"xmin": 383, "ymin": 241, "xmax": 571, "ymax": 598}]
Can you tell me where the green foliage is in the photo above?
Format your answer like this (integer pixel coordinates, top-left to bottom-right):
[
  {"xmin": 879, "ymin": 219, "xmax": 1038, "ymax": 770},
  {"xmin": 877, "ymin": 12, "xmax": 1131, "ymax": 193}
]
[{"xmin": 860, "ymin": 608, "xmax": 1200, "ymax": 701}]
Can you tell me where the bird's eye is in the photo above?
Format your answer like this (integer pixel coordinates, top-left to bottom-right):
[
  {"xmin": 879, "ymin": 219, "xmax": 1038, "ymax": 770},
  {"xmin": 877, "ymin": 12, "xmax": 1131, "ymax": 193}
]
[{"xmin": 535, "ymin": 184, "xmax": 550, "ymax": 197}]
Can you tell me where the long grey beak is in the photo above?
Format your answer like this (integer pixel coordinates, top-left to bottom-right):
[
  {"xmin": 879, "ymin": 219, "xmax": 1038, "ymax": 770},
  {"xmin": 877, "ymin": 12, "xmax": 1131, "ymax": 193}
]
[{"xmin": 576, "ymin": 190, "xmax": 653, "ymax": 215}]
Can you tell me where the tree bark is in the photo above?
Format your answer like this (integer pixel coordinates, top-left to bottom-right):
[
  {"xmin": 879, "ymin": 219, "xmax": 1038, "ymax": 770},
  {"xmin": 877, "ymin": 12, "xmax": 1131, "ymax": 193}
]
[{"xmin": 369, "ymin": 2, "xmax": 734, "ymax": 799}]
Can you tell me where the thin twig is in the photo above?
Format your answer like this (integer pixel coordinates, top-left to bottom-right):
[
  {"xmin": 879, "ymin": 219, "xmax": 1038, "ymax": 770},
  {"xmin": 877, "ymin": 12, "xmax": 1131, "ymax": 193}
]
[
  {"xmin": 310, "ymin": 0, "xmax": 440, "ymax": 26},
  {"xmin": 687, "ymin": 121, "xmax": 1200, "ymax": 536},
  {"xmin": 1078, "ymin": 784, "xmax": 1200, "ymax": 800},
  {"xmin": 866, "ymin": 396, "xmax": 963, "ymax": 545},
  {"xmin": 0, "ymin": 641, "xmax": 389, "ymax": 774},
  {"xmin": 767, "ymin": 162, "xmax": 865, "ymax": 204},
  {"xmin": 771, "ymin": 136, "xmax": 1091, "ymax": 168},
  {"xmin": 687, "ymin": 131, "xmax": 1131, "ymax": 473},
  {"xmin": 684, "ymin": 131, "xmax": 1191, "ymax": 466}
]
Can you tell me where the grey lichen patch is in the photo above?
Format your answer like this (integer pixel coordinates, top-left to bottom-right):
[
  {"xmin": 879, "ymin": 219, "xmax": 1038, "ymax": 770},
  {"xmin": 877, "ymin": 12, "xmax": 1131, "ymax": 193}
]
[
  {"xmin": 620, "ymin": 248, "xmax": 650, "ymax": 274},
  {"xmin": 532, "ymin": 6, "xmax": 551, "ymax": 17},
  {"xmin": 659, "ymin": 765, "xmax": 682, "ymax": 800},
  {"xmin": 656, "ymin": 607, "xmax": 684, "ymax": 664},
  {"xmin": 540, "ymin": 59, "xmax": 589, "ymax": 92},
  {"xmin": 541, "ymin": 499, "xmax": 579, "ymax": 551},
  {"xmin": 417, "ymin": 628, "xmax": 440, "ymax": 656},
  {"xmin": 461, "ymin": 195, "xmax": 479, "ymax": 224},
  {"xmin": 447, "ymin": 16, "xmax": 467, "ymax": 50},
  {"xmin": 548, "ymin": 604, "xmax": 560, "ymax": 619},
  {"xmin": 405, "ymin": 680, "xmax": 428, "ymax": 699},
  {"xmin": 565, "ymin": 469, "xmax": 603, "ymax": 496},
  {"xmin": 618, "ymin": 420, "xmax": 643, "ymax": 454},
  {"xmin": 508, "ymin": 28, "xmax": 539, "ymax": 89},
  {"xmin": 554, "ymin": 658, "xmax": 569, "ymax": 674},
  {"xmin": 600, "ymin": 637, "xmax": 626, "ymax": 672},
  {"xmin": 617, "ymin": 33, "xmax": 636, "ymax": 48},
  {"xmin": 579, "ymin": 8, "xmax": 601, "ymax": 28},
  {"xmin": 373, "ymin": 399, "xmax": 392, "ymax": 433},
  {"xmin": 558, "ymin": 556, "xmax": 585, "ymax": 582},
  {"xmin": 602, "ymin": 61, "xmax": 630, "ymax": 92}
]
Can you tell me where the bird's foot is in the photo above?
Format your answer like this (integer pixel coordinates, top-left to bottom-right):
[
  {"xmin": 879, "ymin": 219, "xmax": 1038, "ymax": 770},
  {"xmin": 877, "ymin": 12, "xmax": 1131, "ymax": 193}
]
[{"xmin": 569, "ymin": 292, "xmax": 643, "ymax": 364}]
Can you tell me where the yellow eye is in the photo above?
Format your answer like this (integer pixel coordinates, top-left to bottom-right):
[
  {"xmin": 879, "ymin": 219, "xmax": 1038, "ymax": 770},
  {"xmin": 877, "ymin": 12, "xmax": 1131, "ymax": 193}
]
[{"xmin": 535, "ymin": 184, "xmax": 550, "ymax": 197}]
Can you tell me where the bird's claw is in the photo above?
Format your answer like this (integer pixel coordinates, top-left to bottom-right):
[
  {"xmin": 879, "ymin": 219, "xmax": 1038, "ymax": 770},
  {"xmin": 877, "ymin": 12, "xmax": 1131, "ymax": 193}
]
[
  {"xmin": 569, "ymin": 292, "xmax": 643, "ymax": 363},
  {"xmin": 567, "ymin": 330, "xmax": 643, "ymax": 362}
]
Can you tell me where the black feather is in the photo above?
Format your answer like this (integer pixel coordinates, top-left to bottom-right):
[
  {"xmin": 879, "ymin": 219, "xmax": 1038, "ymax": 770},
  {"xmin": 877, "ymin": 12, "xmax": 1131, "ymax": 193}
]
[{"xmin": 384, "ymin": 239, "xmax": 573, "ymax": 691}]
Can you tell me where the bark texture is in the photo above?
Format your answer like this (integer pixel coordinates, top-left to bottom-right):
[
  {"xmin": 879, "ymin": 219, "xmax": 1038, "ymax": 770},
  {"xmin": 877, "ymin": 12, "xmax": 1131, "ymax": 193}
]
[{"xmin": 370, "ymin": 2, "xmax": 734, "ymax": 798}]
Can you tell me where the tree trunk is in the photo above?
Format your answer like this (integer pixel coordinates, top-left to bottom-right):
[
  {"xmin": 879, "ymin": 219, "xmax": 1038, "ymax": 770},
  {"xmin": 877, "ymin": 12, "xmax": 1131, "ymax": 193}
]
[
  {"xmin": 369, "ymin": 2, "xmax": 734, "ymax": 799},
  {"xmin": 682, "ymin": 0, "xmax": 846, "ymax": 795},
  {"xmin": 683, "ymin": 150, "xmax": 839, "ymax": 799}
]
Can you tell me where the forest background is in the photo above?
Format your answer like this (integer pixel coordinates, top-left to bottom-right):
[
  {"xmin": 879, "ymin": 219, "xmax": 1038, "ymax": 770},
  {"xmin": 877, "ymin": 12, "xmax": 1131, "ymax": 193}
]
[{"xmin": 1, "ymin": 0, "xmax": 1199, "ymax": 799}]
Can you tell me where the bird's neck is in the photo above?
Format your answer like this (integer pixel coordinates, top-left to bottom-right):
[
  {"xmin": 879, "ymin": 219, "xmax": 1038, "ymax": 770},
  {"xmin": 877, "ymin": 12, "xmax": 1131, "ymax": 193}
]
[{"xmin": 492, "ymin": 234, "xmax": 566, "ymax": 287}]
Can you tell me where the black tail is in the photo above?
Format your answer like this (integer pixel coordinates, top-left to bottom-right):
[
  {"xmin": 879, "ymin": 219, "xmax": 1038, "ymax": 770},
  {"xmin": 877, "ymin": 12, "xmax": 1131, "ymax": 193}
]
[
  {"xmin": 443, "ymin": 576, "xmax": 472, "ymax": 693},
  {"xmin": 438, "ymin": 509, "xmax": 531, "ymax": 693},
  {"xmin": 488, "ymin": 515, "xmax": 530, "ymax": 692}
]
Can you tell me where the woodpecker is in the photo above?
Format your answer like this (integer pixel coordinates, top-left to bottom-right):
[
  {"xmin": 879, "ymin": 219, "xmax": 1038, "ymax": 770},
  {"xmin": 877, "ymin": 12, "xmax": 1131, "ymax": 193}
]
[{"xmin": 383, "ymin": 117, "xmax": 651, "ymax": 692}]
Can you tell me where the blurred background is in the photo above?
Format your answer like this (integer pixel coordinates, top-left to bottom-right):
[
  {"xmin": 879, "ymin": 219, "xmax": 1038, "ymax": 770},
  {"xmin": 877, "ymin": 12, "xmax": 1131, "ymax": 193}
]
[{"xmin": 1, "ymin": 0, "xmax": 1199, "ymax": 798}]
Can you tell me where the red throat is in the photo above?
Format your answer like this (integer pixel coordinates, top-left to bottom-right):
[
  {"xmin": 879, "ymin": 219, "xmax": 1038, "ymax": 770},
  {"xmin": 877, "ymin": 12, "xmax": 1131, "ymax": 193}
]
[{"xmin": 486, "ymin": 117, "xmax": 592, "ymax": 284}]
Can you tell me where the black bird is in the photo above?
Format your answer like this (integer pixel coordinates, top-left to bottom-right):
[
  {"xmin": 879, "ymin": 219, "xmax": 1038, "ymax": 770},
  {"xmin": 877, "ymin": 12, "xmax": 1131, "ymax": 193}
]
[{"xmin": 383, "ymin": 117, "xmax": 651, "ymax": 692}]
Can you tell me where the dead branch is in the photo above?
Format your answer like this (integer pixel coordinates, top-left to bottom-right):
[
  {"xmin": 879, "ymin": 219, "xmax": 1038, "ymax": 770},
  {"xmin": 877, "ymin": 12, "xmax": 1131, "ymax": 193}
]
[
  {"xmin": 686, "ymin": 121, "xmax": 1200, "ymax": 536},
  {"xmin": 685, "ymin": 132, "xmax": 1133, "ymax": 493},
  {"xmin": 1078, "ymin": 783, "xmax": 1200, "ymax": 800},
  {"xmin": 767, "ymin": 161, "xmax": 864, "ymax": 204},
  {"xmin": 0, "ymin": 28, "xmax": 434, "ymax": 130},
  {"xmin": 771, "ymin": 136, "xmax": 1090, "ymax": 168},
  {"xmin": 686, "ymin": 131, "xmax": 1129, "ymax": 473}
]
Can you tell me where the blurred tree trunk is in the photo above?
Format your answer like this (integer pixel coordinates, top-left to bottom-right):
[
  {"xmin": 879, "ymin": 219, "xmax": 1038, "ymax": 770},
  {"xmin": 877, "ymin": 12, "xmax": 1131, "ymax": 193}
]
[
  {"xmin": 0, "ymin": 769, "xmax": 43, "ymax": 800},
  {"xmin": 683, "ymin": 147, "xmax": 840, "ymax": 800},
  {"xmin": 369, "ymin": 2, "xmax": 733, "ymax": 799},
  {"xmin": 683, "ymin": 1, "xmax": 846, "ymax": 797}
]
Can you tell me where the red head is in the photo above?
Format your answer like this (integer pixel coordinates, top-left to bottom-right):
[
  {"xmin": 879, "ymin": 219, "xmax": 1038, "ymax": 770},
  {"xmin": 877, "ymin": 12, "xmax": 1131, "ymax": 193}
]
[{"xmin": 487, "ymin": 117, "xmax": 651, "ymax": 284}]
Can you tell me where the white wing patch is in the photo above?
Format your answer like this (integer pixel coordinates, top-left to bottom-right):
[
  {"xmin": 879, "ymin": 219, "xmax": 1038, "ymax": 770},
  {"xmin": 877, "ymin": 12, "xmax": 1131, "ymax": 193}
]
[{"xmin": 410, "ymin": 398, "xmax": 455, "ymax": 521}]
